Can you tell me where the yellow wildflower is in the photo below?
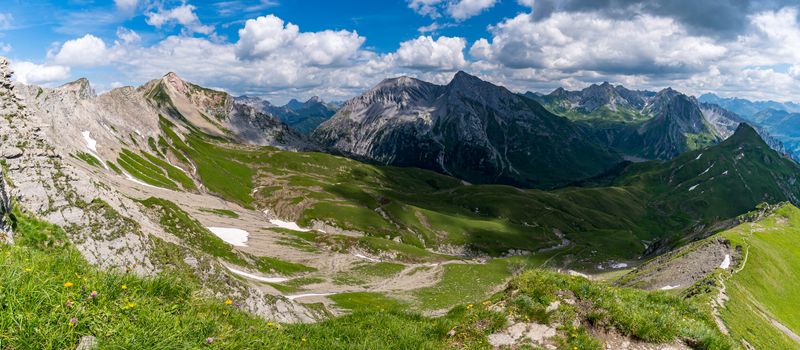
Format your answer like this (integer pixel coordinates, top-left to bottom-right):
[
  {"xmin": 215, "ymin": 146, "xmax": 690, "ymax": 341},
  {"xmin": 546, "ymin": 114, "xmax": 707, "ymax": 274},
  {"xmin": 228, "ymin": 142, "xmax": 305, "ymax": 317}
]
[
  {"xmin": 121, "ymin": 284, "xmax": 127, "ymax": 290},
  {"xmin": 24, "ymin": 267, "xmax": 32, "ymax": 272},
  {"xmin": 224, "ymin": 299, "xmax": 233, "ymax": 305},
  {"xmin": 64, "ymin": 282, "xmax": 74, "ymax": 288}
]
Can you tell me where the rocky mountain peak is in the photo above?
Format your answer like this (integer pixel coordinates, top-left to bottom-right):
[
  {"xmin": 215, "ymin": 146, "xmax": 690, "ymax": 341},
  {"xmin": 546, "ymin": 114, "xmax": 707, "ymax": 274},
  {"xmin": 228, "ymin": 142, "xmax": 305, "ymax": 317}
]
[
  {"xmin": 0, "ymin": 57, "xmax": 12, "ymax": 89},
  {"xmin": 161, "ymin": 71, "xmax": 188, "ymax": 94},
  {"xmin": 59, "ymin": 77, "xmax": 96, "ymax": 99}
]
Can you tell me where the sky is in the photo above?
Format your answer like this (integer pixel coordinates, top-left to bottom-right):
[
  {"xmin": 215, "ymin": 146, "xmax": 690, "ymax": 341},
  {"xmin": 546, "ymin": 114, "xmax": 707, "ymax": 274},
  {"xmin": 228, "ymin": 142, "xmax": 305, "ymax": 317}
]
[{"xmin": 1, "ymin": 0, "xmax": 800, "ymax": 104}]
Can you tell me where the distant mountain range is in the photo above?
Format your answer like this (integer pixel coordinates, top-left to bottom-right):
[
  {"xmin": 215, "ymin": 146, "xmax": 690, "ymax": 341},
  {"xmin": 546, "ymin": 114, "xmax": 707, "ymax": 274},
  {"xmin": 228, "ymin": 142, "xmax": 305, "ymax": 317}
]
[
  {"xmin": 699, "ymin": 93, "xmax": 800, "ymax": 161},
  {"xmin": 698, "ymin": 93, "xmax": 800, "ymax": 117},
  {"xmin": 236, "ymin": 96, "xmax": 338, "ymax": 134}
]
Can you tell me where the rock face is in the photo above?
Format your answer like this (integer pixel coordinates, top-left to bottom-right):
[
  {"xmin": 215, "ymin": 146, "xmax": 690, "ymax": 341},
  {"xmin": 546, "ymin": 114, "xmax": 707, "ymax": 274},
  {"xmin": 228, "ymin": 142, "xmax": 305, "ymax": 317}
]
[
  {"xmin": 614, "ymin": 88, "xmax": 717, "ymax": 160},
  {"xmin": 0, "ymin": 57, "xmax": 319, "ymax": 323},
  {"xmin": 141, "ymin": 73, "xmax": 310, "ymax": 149},
  {"xmin": 699, "ymin": 102, "xmax": 786, "ymax": 155},
  {"xmin": 314, "ymin": 71, "xmax": 621, "ymax": 189}
]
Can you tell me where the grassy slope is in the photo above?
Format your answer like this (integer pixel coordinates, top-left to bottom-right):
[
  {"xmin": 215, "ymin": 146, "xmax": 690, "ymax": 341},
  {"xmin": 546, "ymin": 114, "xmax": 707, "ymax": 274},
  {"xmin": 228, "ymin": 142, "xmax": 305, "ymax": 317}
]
[
  {"xmin": 719, "ymin": 204, "xmax": 800, "ymax": 349},
  {"xmin": 154, "ymin": 114, "xmax": 798, "ymax": 268},
  {"xmin": 1, "ymin": 211, "xmax": 739, "ymax": 349},
  {"xmin": 0, "ymin": 213, "xmax": 480, "ymax": 349}
]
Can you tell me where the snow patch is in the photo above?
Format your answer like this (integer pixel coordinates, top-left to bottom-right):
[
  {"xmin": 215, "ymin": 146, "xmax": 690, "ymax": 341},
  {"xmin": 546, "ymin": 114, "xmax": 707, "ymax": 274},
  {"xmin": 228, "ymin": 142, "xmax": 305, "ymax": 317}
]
[
  {"xmin": 720, "ymin": 254, "xmax": 731, "ymax": 269},
  {"xmin": 82, "ymin": 131, "xmax": 98, "ymax": 152},
  {"xmin": 722, "ymin": 170, "xmax": 729, "ymax": 176},
  {"xmin": 81, "ymin": 130, "xmax": 109, "ymax": 170},
  {"xmin": 700, "ymin": 163, "xmax": 714, "ymax": 176},
  {"xmin": 123, "ymin": 172, "xmax": 166, "ymax": 190},
  {"xmin": 695, "ymin": 153, "xmax": 703, "ymax": 160},
  {"xmin": 689, "ymin": 184, "xmax": 699, "ymax": 191},
  {"xmin": 226, "ymin": 266, "xmax": 288, "ymax": 283},
  {"xmin": 269, "ymin": 219, "xmax": 310, "ymax": 232},
  {"xmin": 611, "ymin": 262, "xmax": 628, "ymax": 269},
  {"xmin": 660, "ymin": 285, "xmax": 680, "ymax": 290},
  {"xmin": 207, "ymin": 227, "xmax": 249, "ymax": 247},
  {"xmin": 354, "ymin": 253, "xmax": 381, "ymax": 262},
  {"xmin": 567, "ymin": 270, "xmax": 589, "ymax": 278},
  {"xmin": 286, "ymin": 292, "xmax": 336, "ymax": 300}
]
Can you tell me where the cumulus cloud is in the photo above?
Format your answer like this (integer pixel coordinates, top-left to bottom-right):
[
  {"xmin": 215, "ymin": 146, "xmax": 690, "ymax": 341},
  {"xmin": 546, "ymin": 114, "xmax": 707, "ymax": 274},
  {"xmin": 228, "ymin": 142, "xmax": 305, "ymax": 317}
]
[
  {"xmin": 145, "ymin": 4, "xmax": 214, "ymax": 35},
  {"xmin": 51, "ymin": 34, "xmax": 114, "ymax": 66},
  {"xmin": 394, "ymin": 36, "xmax": 467, "ymax": 70},
  {"xmin": 235, "ymin": 15, "xmax": 365, "ymax": 66},
  {"xmin": 408, "ymin": 0, "xmax": 496, "ymax": 20},
  {"xmin": 522, "ymin": 0, "xmax": 798, "ymax": 38},
  {"xmin": 114, "ymin": 0, "xmax": 139, "ymax": 14},
  {"xmin": 447, "ymin": 0, "xmax": 497, "ymax": 20},
  {"xmin": 478, "ymin": 12, "xmax": 726, "ymax": 75},
  {"xmin": 10, "ymin": 61, "xmax": 71, "ymax": 84}
]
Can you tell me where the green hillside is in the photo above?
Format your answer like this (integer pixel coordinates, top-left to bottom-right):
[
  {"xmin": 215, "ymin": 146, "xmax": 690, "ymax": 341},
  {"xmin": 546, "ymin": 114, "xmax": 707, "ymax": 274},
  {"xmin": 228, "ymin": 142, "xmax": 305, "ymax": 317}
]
[
  {"xmin": 151, "ymin": 114, "xmax": 800, "ymax": 267},
  {"xmin": 0, "ymin": 209, "xmax": 738, "ymax": 349},
  {"xmin": 718, "ymin": 204, "xmax": 800, "ymax": 349}
]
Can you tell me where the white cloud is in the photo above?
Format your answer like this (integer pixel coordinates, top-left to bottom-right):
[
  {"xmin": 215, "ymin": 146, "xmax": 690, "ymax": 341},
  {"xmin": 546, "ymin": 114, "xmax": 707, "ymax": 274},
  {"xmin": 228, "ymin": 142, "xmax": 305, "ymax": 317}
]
[
  {"xmin": 394, "ymin": 36, "xmax": 467, "ymax": 70},
  {"xmin": 408, "ymin": 0, "xmax": 445, "ymax": 19},
  {"xmin": 51, "ymin": 34, "xmax": 113, "ymax": 66},
  {"xmin": 294, "ymin": 30, "xmax": 365, "ymax": 66},
  {"xmin": 469, "ymin": 38, "xmax": 492, "ymax": 59},
  {"xmin": 235, "ymin": 15, "xmax": 300, "ymax": 60},
  {"xmin": 235, "ymin": 15, "xmax": 364, "ymax": 66},
  {"xmin": 0, "ymin": 43, "xmax": 10, "ymax": 53},
  {"xmin": 480, "ymin": 12, "xmax": 726, "ymax": 75},
  {"xmin": 116, "ymin": 27, "xmax": 141, "ymax": 44},
  {"xmin": 447, "ymin": 0, "xmax": 497, "ymax": 20},
  {"xmin": 0, "ymin": 13, "xmax": 11, "ymax": 29},
  {"xmin": 517, "ymin": 0, "xmax": 535, "ymax": 7},
  {"xmin": 10, "ymin": 61, "xmax": 71, "ymax": 85},
  {"xmin": 408, "ymin": 0, "xmax": 496, "ymax": 20},
  {"xmin": 114, "ymin": 0, "xmax": 139, "ymax": 13},
  {"xmin": 145, "ymin": 4, "xmax": 214, "ymax": 35}
]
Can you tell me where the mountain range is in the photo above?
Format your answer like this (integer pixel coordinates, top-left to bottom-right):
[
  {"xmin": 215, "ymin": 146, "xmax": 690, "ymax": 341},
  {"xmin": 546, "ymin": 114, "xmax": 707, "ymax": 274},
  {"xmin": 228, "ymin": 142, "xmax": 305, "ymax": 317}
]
[
  {"xmin": 3, "ymin": 54, "xmax": 800, "ymax": 349},
  {"xmin": 313, "ymin": 72, "xmax": 621, "ymax": 189},
  {"xmin": 236, "ymin": 95, "xmax": 338, "ymax": 134},
  {"xmin": 698, "ymin": 93, "xmax": 800, "ymax": 117}
]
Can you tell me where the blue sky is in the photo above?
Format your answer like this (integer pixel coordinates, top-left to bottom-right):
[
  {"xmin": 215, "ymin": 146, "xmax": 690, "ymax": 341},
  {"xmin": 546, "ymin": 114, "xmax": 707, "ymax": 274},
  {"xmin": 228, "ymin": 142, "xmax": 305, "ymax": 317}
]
[{"xmin": 2, "ymin": 0, "xmax": 800, "ymax": 104}]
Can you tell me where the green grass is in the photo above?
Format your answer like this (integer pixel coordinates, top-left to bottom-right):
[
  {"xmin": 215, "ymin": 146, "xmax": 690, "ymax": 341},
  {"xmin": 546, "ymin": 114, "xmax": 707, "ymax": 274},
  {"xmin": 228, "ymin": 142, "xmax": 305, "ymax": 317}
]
[
  {"xmin": 328, "ymin": 292, "xmax": 408, "ymax": 312},
  {"xmin": 199, "ymin": 208, "xmax": 239, "ymax": 218},
  {"xmin": 1, "ymin": 210, "xmax": 507, "ymax": 349},
  {"xmin": 504, "ymin": 269, "xmax": 734, "ymax": 350},
  {"xmin": 160, "ymin": 116, "xmax": 255, "ymax": 206},
  {"xmin": 2, "ymin": 209, "xmax": 749, "ymax": 349},
  {"xmin": 72, "ymin": 152, "xmax": 102, "ymax": 168},
  {"xmin": 138, "ymin": 197, "xmax": 245, "ymax": 266},
  {"xmin": 718, "ymin": 204, "xmax": 800, "ymax": 349},
  {"xmin": 105, "ymin": 161, "xmax": 122, "ymax": 175},
  {"xmin": 413, "ymin": 259, "xmax": 513, "ymax": 310},
  {"xmin": 117, "ymin": 149, "xmax": 178, "ymax": 190}
]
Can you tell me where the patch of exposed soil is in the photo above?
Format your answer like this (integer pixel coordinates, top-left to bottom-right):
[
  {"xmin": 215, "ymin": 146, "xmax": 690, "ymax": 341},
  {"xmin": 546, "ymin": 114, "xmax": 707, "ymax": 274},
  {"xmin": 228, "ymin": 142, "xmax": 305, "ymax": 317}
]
[{"xmin": 618, "ymin": 238, "xmax": 741, "ymax": 291}]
